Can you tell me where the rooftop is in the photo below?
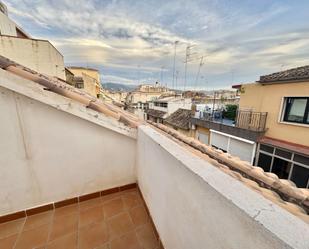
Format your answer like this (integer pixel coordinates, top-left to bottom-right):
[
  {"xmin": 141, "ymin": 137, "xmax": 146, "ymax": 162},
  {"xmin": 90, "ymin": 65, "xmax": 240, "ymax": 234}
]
[
  {"xmin": 0, "ymin": 187, "xmax": 161, "ymax": 249},
  {"xmin": 164, "ymin": 108, "xmax": 192, "ymax": 130},
  {"xmin": 0, "ymin": 55, "xmax": 308, "ymax": 249},
  {"xmin": 145, "ymin": 109, "xmax": 167, "ymax": 118},
  {"xmin": 258, "ymin": 65, "xmax": 309, "ymax": 84},
  {"xmin": 67, "ymin": 66, "xmax": 99, "ymax": 72}
]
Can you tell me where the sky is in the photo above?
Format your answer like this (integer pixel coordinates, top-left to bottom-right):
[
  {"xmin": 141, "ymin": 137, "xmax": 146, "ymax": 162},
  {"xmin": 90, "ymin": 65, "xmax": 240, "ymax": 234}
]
[{"xmin": 4, "ymin": 0, "xmax": 309, "ymax": 90}]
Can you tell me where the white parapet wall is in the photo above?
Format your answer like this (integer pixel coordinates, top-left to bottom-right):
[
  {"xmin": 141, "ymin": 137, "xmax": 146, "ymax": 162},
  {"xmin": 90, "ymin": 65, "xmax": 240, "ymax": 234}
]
[
  {"xmin": 137, "ymin": 125, "xmax": 309, "ymax": 249},
  {"xmin": 0, "ymin": 69, "xmax": 137, "ymax": 215}
]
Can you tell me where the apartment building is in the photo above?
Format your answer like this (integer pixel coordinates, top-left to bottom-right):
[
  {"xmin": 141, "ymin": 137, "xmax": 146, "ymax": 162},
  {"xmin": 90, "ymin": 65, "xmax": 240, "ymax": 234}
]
[
  {"xmin": 66, "ymin": 66, "xmax": 102, "ymax": 98},
  {"xmin": 192, "ymin": 66, "xmax": 309, "ymax": 188},
  {"xmin": 126, "ymin": 83, "xmax": 173, "ymax": 106},
  {"xmin": 237, "ymin": 66, "xmax": 309, "ymax": 188},
  {"xmin": 0, "ymin": 2, "xmax": 65, "ymax": 80}
]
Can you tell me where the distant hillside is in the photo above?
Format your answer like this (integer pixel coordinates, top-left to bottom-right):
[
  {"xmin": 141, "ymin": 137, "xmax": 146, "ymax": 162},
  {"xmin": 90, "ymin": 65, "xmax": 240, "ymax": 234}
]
[{"xmin": 102, "ymin": 83, "xmax": 138, "ymax": 92}]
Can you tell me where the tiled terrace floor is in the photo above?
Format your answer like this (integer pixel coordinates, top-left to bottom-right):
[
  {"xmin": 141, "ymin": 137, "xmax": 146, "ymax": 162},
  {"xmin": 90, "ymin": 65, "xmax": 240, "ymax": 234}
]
[{"xmin": 0, "ymin": 188, "xmax": 162, "ymax": 249}]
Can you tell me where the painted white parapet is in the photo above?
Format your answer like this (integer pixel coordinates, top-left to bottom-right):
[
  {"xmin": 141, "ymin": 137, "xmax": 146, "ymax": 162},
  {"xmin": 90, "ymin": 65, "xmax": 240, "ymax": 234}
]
[
  {"xmin": 137, "ymin": 125, "xmax": 309, "ymax": 249},
  {"xmin": 0, "ymin": 70, "xmax": 137, "ymax": 215}
]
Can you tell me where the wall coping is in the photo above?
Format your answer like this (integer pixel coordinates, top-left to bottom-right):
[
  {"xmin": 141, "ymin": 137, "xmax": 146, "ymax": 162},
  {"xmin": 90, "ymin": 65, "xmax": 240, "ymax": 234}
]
[
  {"xmin": 0, "ymin": 69, "xmax": 137, "ymax": 139},
  {"xmin": 139, "ymin": 125, "xmax": 309, "ymax": 249}
]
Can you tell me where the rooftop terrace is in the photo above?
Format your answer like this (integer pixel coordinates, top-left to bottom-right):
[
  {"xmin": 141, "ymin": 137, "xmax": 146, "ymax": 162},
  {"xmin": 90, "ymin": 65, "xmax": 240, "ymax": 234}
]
[{"xmin": 0, "ymin": 55, "xmax": 308, "ymax": 249}]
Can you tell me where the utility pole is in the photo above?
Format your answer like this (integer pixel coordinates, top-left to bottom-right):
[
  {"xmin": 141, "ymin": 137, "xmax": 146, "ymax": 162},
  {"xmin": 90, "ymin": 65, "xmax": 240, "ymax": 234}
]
[
  {"xmin": 172, "ymin": 41, "xmax": 179, "ymax": 89},
  {"xmin": 175, "ymin": 70, "xmax": 179, "ymax": 94},
  {"xmin": 183, "ymin": 44, "xmax": 199, "ymax": 91},
  {"xmin": 194, "ymin": 56, "xmax": 204, "ymax": 90},
  {"xmin": 184, "ymin": 46, "xmax": 190, "ymax": 91}
]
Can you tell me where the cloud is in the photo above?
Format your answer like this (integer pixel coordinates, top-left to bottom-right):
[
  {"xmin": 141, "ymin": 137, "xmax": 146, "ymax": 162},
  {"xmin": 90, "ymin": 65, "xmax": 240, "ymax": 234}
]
[{"xmin": 3, "ymin": 0, "xmax": 309, "ymax": 89}]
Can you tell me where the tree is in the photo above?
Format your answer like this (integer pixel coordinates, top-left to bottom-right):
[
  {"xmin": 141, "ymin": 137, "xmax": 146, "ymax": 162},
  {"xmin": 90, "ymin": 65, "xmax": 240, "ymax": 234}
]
[{"xmin": 223, "ymin": 104, "xmax": 238, "ymax": 121}]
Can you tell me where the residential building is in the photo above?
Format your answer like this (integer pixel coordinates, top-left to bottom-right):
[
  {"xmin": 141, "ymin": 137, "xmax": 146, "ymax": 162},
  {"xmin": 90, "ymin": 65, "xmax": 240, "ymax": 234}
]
[
  {"xmin": 64, "ymin": 67, "xmax": 75, "ymax": 86},
  {"xmin": 66, "ymin": 66, "xmax": 102, "ymax": 98},
  {"xmin": 125, "ymin": 83, "xmax": 174, "ymax": 106},
  {"xmin": 0, "ymin": 55, "xmax": 308, "ymax": 249},
  {"xmin": 192, "ymin": 66, "xmax": 309, "ymax": 188},
  {"xmin": 235, "ymin": 65, "xmax": 309, "ymax": 188},
  {"xmin": 0, "ymin": 2, "xmax": 65, "ymax": 80},
  {"xmin": 146, "ymin": 96, "xmax": 192, "ymax": 123}
]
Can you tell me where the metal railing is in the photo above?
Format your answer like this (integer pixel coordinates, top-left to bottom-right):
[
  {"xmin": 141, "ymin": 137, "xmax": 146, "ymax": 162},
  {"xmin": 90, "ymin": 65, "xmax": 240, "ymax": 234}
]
[{"xmin": 194, "ymin": 110, "xmax": 267, "ymax": 132}]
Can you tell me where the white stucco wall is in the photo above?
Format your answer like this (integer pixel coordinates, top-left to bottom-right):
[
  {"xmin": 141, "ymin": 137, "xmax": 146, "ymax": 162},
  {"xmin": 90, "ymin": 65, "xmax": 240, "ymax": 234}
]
[
  {"xmin": 0, "ymin": 10, "xmax": 17, "ymax": 36},
  {"xmin": 137, "ymin": 125, "xmax": 309, "ymax": 249},
  {"xmin": 0, "ymin": 71, "xmax": 136, "ymax": 215},
  {"xmin": 0, "ymin": 36, "xmax": 65, "ymax": 80}
]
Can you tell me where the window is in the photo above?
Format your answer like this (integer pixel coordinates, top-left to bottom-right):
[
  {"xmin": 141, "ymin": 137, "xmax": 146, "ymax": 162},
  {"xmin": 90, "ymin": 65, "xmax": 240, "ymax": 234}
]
[
  {"xmin": 290, "ymin": 164, "xmax": 309, "ymax": 188},
  {"xmin": 257, "ymin": 153, "xmax": 272, "ymax": 172},
  {"xmin": 271, "ymin": 158, "xmax": 291, "ymax": 179},
  {"xmin": 257, "ymin": 144, "xmax": 309, "ymax": 188},
  {"xmin": 75, "ymin": 83, "xmax": 84, "ymax": 89},
  {"xmin": 283, "ymin": 97, "xmax": 309, "ymax": 124}
]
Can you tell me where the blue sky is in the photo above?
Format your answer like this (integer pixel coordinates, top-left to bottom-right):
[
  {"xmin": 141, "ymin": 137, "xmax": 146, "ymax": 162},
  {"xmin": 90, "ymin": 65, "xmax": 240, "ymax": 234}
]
[{"xmin": 4, "ymin": 0, "xmax": 309, "ymax": 89}]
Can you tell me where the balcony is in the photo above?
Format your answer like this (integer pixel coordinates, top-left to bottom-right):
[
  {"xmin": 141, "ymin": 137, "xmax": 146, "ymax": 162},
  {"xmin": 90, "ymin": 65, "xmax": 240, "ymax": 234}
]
[
  {"xmin": 0, "ymin": 63, "xmax": 308, "ymax": 249},
  {"xmin": 192, "ymin": 110, "xmax": 268, "ymax": 141}
]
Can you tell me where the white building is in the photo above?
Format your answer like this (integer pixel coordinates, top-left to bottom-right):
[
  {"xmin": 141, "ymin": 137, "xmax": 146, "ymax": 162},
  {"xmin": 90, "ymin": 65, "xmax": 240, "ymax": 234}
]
[
  {"xmin": 0, "ymin": 2, "xmax": 65, "ymax": 80},
  {"xmin": 146, "ymin": 96, "xmax": 192, "ymax": 123}
]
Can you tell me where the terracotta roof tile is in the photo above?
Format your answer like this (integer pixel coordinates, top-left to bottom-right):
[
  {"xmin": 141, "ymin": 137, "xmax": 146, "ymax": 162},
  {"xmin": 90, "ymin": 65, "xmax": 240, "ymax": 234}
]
[
  {"xmin": 259, "ymin": 65, "xmax": 309, "ymax": 83},
  {"xmin": 149, "ymin": 121, "xmax": 309, "ymax": 222},
  {"xmin": 145, "ymin": 109, "xmax": 166, "ymax": 118},
  {"xmin": 164, "ymin": 109, "xmax": 192, "ymax": 130}
]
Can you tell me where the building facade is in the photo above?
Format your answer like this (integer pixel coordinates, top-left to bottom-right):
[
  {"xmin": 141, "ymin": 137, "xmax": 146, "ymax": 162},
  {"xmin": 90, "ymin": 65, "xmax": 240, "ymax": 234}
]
[
  {"xmin": 0, "ymin": 2, "xmax": 65, "ymax": 80},
  {"xmin": 193, "ymin": 66, "xmax": 309, "ymax": 188},
  {"xmin": 125, "ymin": 83, "xmax": 174, "ymax": 105},
  {"xmin": 238, "ymin": 66, "xmax": 309, "ymax": 188},
  {"xmin": 146, "ymin": 97, "xmax": 192, "ymax": 123},
  {"xmin": 66, "ymin": 67, "xmax": 102, "ymax": 98},
  {"xmin": 192, "ymin": 65, "xmax": 309, "ymax": 188}
]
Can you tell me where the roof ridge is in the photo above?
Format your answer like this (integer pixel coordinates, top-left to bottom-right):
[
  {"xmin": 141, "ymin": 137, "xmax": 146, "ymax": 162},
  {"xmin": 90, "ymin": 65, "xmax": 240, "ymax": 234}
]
[{"xmin": 0, "ymin": 55, "xmax": 141, "ymax": 128}]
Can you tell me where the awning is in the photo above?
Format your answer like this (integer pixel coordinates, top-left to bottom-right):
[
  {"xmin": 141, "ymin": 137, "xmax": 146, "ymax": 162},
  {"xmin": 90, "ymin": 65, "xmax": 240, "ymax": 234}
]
[{"xmin": 258, "ymin": 136, "xmax": 309, "ymax": 156}]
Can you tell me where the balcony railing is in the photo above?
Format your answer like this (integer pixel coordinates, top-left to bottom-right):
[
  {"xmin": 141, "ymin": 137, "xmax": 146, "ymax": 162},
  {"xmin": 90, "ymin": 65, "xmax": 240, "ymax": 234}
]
[
  {"xmin": 194, "ymin": 110, "xmax": 267, "ymax": 132},
  {"xmin": 235, "ymin": 110, "xmax": 267, "ymax": 132}
]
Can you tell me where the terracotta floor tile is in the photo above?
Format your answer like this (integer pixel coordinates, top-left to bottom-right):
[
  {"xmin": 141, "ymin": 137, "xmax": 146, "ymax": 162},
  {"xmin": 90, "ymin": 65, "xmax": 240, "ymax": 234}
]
[
  {"xmin": 110, "ymin": 231, "xmax": 142, "ymax": 249},
  {"xmin": 46, "ymin": 232, "xmax": 77, "ymax": 249},
  {"xmin": 78, "ymin": 221, "xmax": 109, "ymax": 249},
  {"xmin": 96, "ymin": 243, "xmax": 110, "ymax": 249},
  {"xmin": 129, "ymin": 206, "xmax": 149, "ymax": 227},
  {"xmin": 23, "ymin": 211, "xmax": 54, "ymax": 232},
  {"xmin": 54, "ymin": 204, "xmax": 78, "ymax": 218},
  {"xmin": 79, "ymin": 205, "xmax": 104, "ymax": 228},
  {"xmin": 0, "ymin": 234, "xmax": 18, "ymax": 249},
  {"xmin": 0, "ymin": 218, "xmax": 25, "ymax": 239},
  {"xmin": 103, "ymin": 198, "xmax": 124, "ymax": 218},
  {"xmin": 136, "ymin": 223, "xmax": 159, "ymax": 249},
  {"xmin": 106, "ymin": 213, "xmax": 134, "ymax": 239},
  {"xmin": 101, "ymin": 192, "xmax": 122, "ymax": 203},
  {"xmin": 122, "ymin": 192, "xmax": 142, "ymax": 210},
  {"xmin": 79, "ymin": 197, "xmax": 102, "ymax": 212},
  {"xmin": 49, "ymin": 213, "xmax": 78, "ymax": 241},
  {"xmin": 14, "ymin": 223, "xmax": 50, "ymax": 249}
]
